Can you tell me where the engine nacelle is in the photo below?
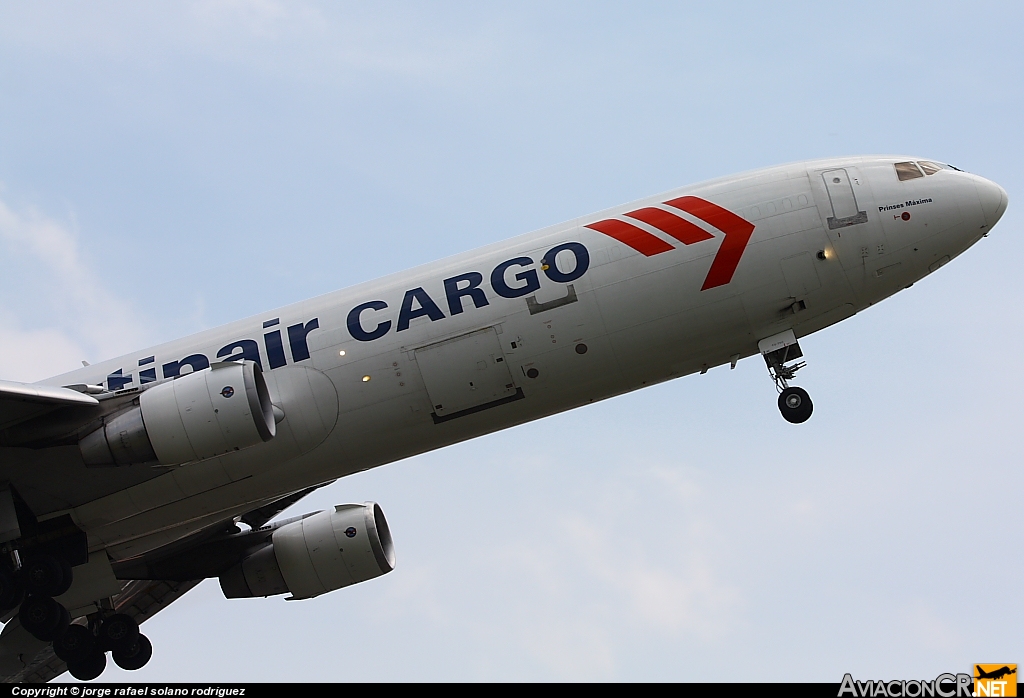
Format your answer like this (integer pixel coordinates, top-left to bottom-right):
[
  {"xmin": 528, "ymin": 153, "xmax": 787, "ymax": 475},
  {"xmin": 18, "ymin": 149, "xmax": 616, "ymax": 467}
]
[
  {"xmin": 80, "ymin": 360, "xmax": 275, "ymax": 466},
  {"xmin": 219, "ymin": 502, "xmax": 395, "ymax": 600}
]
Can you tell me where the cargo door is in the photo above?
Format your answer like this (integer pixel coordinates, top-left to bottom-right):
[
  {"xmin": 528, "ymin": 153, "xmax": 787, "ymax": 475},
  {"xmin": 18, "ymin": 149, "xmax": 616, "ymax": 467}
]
[{"xmin": 414, "ymin": 327, "xmax": 521, "ymax": 422}]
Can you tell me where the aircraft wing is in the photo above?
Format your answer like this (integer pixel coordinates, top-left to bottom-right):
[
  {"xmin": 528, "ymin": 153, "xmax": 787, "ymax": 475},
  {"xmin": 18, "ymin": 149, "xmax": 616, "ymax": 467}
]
[
  {"xmin": 0, "ymin": 578, "xmax": 201, "ymax": 683},
  {"xmin": 0, "ymin": 376, "xmax": 167, "ymax": 523},
  {"xmin": 0, "ymin": 380, "xmax": 99, "ymax": 431}
]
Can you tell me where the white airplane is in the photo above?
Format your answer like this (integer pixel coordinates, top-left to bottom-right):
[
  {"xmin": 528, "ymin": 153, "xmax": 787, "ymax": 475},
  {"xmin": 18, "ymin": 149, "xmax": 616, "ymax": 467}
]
[{"xmin": 0, "ymin": 156, "xmax": 1007, "ymax": 681}]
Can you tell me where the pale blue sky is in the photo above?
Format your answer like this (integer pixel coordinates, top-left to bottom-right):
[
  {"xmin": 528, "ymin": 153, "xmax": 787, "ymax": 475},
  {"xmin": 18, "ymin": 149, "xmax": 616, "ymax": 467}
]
[{"xmin": 1, "ymin": 1, "xmax": 1021, "ymax": 682}]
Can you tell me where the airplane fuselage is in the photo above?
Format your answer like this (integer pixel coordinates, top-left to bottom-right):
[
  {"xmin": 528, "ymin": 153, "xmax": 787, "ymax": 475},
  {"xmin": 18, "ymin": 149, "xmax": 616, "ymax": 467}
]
[{"xmin": 27, "ymin": 156, "xmax": 1007, "ymax": 562}]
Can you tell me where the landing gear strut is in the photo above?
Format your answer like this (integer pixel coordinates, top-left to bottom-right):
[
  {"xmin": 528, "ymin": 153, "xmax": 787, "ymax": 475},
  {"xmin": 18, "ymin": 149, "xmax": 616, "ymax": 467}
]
[
  {"xmin": 0, "ymin": 498, "xmax": 146, "ymax": 680},
  {"xmin": 60, "ymin": 612, "xmax": 152, "ymax": 680},
  {"xmin": 0, "ymin": 566, "xmax": 25, "ymax": 612},
  {"xmin": 54, "ymin": 624, "xmax": 106, "ymax": 681},
  {"xmin": 14, "ymin": 551, "xmax": 74, "ymax": 643},
  {"xmin": 6, "ymin": 548, "xmax": 153, "ymax": 680},
  {"xmin": 759, "ymin": 330, "xmax": 814, "ymax": 424}
]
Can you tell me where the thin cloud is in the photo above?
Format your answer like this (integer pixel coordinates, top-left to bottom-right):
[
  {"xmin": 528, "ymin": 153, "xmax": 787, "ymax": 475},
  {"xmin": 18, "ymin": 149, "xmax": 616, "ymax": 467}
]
[
  {"xmin": 0, "ymin": 2, "xmax": 511, "ymax": 85},
  {"xmin": 561, "ymin": 513, "xmax": 742, "ymax": 637},
  {"xmin": 0, "ymin": 195, "xmax": 146, "ymax": 380}
]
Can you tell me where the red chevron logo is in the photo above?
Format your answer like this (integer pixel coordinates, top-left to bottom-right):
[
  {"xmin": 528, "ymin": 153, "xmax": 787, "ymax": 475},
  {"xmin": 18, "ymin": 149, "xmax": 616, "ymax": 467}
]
[{"xmin": 585, "ymin": 196, "xmax": 755, "ymax": 290}]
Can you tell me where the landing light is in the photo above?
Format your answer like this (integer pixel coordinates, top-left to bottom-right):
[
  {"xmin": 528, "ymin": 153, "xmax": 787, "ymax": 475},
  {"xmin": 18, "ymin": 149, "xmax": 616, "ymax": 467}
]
[
  {"xmin": 339, "ymin": 350, "xmax": 346, "ymax": 356},
  {"xmin": 362, "ymin": 375, "xmax": 371, "ymax": 382}
]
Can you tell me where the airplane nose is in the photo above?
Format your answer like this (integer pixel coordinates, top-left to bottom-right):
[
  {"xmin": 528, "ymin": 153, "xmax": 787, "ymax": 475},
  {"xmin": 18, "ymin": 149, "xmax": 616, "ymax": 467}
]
[{"xmin": 977, "ymin": 178, "xmax": 1009, "ymax": 228}]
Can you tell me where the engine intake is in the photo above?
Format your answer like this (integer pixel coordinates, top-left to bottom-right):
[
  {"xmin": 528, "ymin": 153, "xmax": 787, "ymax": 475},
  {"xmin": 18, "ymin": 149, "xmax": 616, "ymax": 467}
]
[
  {"xmin": 219, "ymin": 502, "xmax": 395, "ymax": 600},
  {"xmin": 80, "ymin": 360, "xmax": 275, "ymax": 466}
]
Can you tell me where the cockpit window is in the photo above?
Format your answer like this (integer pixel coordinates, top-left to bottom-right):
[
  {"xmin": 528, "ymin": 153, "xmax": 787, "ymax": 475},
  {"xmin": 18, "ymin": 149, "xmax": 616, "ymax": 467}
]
[
  {"xmin": 918, "ymin": 161, "xmax": 942, "ymax": 175},
  {"xmin": 894, "ymin": 161, "xmax": 925, "ymax": 181}
]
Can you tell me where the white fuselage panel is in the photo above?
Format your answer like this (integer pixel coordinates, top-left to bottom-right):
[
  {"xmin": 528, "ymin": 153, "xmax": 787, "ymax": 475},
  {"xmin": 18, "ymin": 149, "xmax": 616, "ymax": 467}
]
[{"xmin": 38, "ymin": 156, "xmax": 1000, "ymax": 559}]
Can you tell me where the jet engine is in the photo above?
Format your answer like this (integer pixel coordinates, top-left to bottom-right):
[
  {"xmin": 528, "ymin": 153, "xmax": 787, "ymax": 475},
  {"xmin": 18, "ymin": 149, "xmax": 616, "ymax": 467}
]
[
  {"xmin": 80, "ymin": 361, "xmax": 275, "ymax": 466},
  {"xmin": 219, "ymin": 502, "xmax": 395, "ymax": 600}
]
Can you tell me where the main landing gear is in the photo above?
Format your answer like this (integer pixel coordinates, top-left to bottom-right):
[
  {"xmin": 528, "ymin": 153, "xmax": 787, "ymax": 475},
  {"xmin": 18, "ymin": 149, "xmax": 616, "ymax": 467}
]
[
  {"xmin": 0, "ymin": 552, "xmax": 152, "ymax": 680},
  {"xmin": 53, "ymin": 612, "xmax": 152, "ymax": 680},
  {"xmin": 759, "ymin": 330, "xmax": 814, "ymax": 424},
  {"xmin": 0, "ymin": 552, "xmax": 73, "ymax": 643}
]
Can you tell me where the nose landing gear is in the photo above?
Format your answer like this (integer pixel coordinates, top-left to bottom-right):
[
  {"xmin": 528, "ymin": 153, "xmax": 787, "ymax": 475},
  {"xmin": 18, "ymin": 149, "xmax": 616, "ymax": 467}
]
[{"xmin": 759, "ymin": 330, "xmax": 814, "ymax": 424}]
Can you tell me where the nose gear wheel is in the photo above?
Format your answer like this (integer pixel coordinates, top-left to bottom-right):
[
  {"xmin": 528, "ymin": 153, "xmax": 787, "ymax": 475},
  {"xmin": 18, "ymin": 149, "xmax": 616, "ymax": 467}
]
[
  {"xmin": 778, "ymin": 387, "xmax": 813, "ymax": 423},
  {"xmin": 759, "ymin": 331, "xmax": 814, "ymax": 423}
]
